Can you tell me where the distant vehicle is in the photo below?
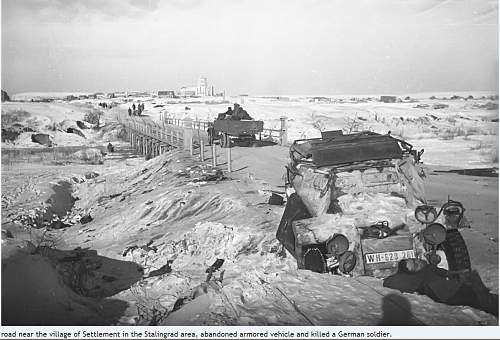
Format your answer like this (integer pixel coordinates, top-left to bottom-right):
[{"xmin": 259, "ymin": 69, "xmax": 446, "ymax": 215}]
[
  {"xmin": 207, "ymin": 104, "xmax": 264, "ymax": 147},
  {"xmin": 208, "ymin": 119, "xmax": 264, "ymax": 147},
  {"xmin": 277, "ymin": 130, "xmax": 471, "ymax": 278}
]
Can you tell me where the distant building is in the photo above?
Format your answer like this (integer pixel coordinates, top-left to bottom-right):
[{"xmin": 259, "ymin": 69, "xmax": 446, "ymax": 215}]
[
  {"xmin": 179, "ymin": 86, "xmax": 197, "ymax": 97},
  {"xmin": 179, "ymin": 76, "xmax": 218, "ymax": 97},
  {"xmin": 380, "ymin": 96, "xmax": 397, "ymax": 103},
  {"xmin": 128, "ymin": 91, "xmax": 149, "ymax": 97},
  {"xmin": 197, "ymin": 77, "xmax": 208, "ymax": 96},
  {"xmin": 66, "ymin": 95, "xmax": 77, "ymax": 101},
  {"xmin": 113, "ymin": 92, "xmax": 126, "ymax": 98},
  {"xmin": 311, "ymin": 96, "xmax": 331, "ymax": 103},
  {"xmin": 157, "ymin": 90, "xmax": 176, "ymax": 98}
]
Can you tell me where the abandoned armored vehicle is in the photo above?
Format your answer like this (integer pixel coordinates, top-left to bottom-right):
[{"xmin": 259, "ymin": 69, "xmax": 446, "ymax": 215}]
[{"xmin": 277, "ymin": 130, "xmax": 471, "ymax": 278}]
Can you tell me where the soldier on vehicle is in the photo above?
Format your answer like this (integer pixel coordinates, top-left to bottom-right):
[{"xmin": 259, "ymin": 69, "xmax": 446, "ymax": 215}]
[
  {"xmin": 128, "ymin": 108, "xmax": 132, "ymax": 116},
  {"xmin": 231, "ymin": 103, "xmax": 252, "ymax": 120},
  {"xmin": 217, "ymin": 107, "xmax": 233, "ymax": 120}
]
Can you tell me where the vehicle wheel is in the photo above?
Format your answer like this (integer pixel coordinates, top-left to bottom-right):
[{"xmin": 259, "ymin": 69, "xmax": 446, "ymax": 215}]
[
  {"xmin": 220, "ymin": 133, "xmax": 226, "ymax": 148},
  {"xmin": 438, "ymin": 229, "xmax": 471, "ymax": 272},
  {"xmin": 207, "ymin": 130, "xmax": 213, "ymax": 145},
  {"xmin": 303, "ymin": 248, "xmax": 326, "ymax": 273},
  {"xmin": 276, "ymin": 193, "xmax": 312, "ymax": 254}
]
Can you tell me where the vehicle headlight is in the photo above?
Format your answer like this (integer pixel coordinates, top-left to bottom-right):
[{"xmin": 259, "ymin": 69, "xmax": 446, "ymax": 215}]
[
  {"xmin": 326, "ymin": 234, "xmax": 349, "ymax": 256},
  {"xmin": 423, "ymin": 223, "xmax": 446, "ymax": 245},
  {"xmin": 415, "ymin": 205, "xmax": 438, "ymax": 224},
  {"xmin": 443, "ymin": 200, "xmax": 464, "ymax": 228}
]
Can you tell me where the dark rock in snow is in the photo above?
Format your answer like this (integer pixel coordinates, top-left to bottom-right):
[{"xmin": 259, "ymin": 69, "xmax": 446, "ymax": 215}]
[
  {"xmin": 84, "ymin": 171, "xmax": 99, "ymax": 179},
  {"xmin": 80, "ymin": 214, "xmax": 93, "ymax": 224},
  {"xmin": 148, "ymin": 260, "xmax": 173, "ymax": 278},
  {"xmin": 2, "ymin": 229, "xmax": 14, "ymax": 239},
  {"xmin": 76, "ymin": 120, "xmax": 88, "ymax": 129},
  {"xmin": 206, "ymin": 259, "xmax": 224, "ymax": 273},
  {"xmin": 31, "ymin": 133, "xmax": 52, "ymax": 147},
  {"xmin": 2, "ymin": 129, "xmax": 21, "ymax": 142},
  {"xmin": 1, "ymin": 90, "xmax": 10, "ymax": 102},
  {"xmin": 66, "ymin": 127, "xmax": 86, "ymax": 139}
]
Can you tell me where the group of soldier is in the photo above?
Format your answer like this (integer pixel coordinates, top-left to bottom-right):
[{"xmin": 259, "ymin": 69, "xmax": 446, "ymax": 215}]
[
  {"xmin": 128, "ymin": 103, "xmax": 145, "ymax": 116},
  {"xmin": 216, "ymin": 103, "xmax": 252, "ymax": 121},
  {"xmin": 98, "ymin": 102, "xmax": 112, "ymax": 109}
]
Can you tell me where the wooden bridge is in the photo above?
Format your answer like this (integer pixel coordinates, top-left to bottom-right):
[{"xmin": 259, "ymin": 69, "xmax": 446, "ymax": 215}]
[{"xmin": 117, "ymin": 114, "xmax": 288, "ymax": 160}]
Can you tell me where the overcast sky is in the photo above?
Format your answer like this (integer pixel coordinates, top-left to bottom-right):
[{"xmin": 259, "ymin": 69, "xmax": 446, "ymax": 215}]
[{"xmin": 1, "ymin": 0, "xmax": 498, "ymax": 95}]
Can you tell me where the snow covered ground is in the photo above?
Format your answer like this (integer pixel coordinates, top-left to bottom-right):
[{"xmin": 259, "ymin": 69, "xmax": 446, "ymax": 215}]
[
  {"xmin": 1, "ymin": 92, "xmax": 498, "ymax": 326},
  {"xmin": 126, "ymin": 92, "xmax": 498, "ymax": 169}
]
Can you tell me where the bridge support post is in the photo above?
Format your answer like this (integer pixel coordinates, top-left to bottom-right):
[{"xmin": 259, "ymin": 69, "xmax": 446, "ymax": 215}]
[
  {"xmin": 176, "ymin": 130, "xmax": 182, "ymax": 148},
  {"xmin": 212, "ymin": 143, "xmax": 217, "ymax": 167},
  {"xmin": 280, "ymin": 116, "xmax": 288, "ymax": 146},
  {"xmin": 183, "ymin": 128, "xmax": 193, "ymax": 151},
  {"xmin": 200, "ymin": 140, "xmax": 205, "ymax": 162}
]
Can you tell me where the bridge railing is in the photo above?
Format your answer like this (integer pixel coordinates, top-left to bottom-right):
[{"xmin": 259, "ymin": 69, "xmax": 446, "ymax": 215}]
[
  {"xmin": 118, "ymin": 113, "xmax": 288, "ymax": 147},
  {"xmin": 158, "ymin": 115, "xmax": 288, "ymax": 146}
]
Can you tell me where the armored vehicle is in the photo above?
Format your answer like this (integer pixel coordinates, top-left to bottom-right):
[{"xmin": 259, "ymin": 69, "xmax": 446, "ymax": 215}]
[
  {"xmin": 209, "ymin": 119, "xmax": 264, "ymax": 148},
  {"xmin": 207, "ymin": 104, "xmax": 264, "ymax": 147},
  {"xmin": 277, "ymin": 130, "xmax": 471, "ymax": 278}
]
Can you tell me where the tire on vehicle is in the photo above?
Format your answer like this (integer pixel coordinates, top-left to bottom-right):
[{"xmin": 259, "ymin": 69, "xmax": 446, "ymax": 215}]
[
  {"xmin": 303, "ymin": 248, "xmax": 326, "ymax": 273},
  {"xmin": 439, "ymin": 229, "xmax": 471, "ymax": 272}
]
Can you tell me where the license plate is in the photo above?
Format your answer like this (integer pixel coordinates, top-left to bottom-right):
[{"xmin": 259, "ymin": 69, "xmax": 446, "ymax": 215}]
[{"xmin": 365, "ymin": 250, "xmax": 415, "ymax": 264}]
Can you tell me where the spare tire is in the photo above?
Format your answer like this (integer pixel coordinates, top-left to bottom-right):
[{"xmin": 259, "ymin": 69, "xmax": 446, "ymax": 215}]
[
  {"xmin": 303, "ymin": 248, "xmax": 326, "ymax": 273},
  {"xmin": 439, "ymin": 229, "xmax": 471, "ymax": 272}
]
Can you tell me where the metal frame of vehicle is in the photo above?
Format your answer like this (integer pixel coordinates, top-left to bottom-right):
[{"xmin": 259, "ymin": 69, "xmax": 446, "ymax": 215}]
[{"xmin": 277, "ymin": 130, "xmax": 471, "ymax": 278}]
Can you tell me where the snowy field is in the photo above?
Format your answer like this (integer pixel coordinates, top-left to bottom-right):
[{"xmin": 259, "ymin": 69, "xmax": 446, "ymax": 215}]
[
  {"xmin": 1, "ymin": 92, "xmax": 498, "ymax": 326},
  {"xmin": 129, "ymin": 92, "xmax": 498, "ymax": 169}
]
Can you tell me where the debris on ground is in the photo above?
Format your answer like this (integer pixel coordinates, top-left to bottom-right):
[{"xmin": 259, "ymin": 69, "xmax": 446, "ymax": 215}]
[
  {"xmin": 122, "ymin": 240, "xmax": 158, "ymax": 257},
  {"xmin": 84, "ymin": 171, "xmax": 99, "ymax": 179},
  {"xmin": 2, "ymin": 229, "xmax": 14, "ymax": 239},
  {"xmin": 148, "ymin": 260, "xmax": 174, "ymax": 278},
  {"xmin": 80, "ymin": 214, "xmax": 93, "ymax": 224},
  {"xmin": 206, "ymin": 258, "xmax": 225, "ymax": 273},
  {"xmin": 268, "ymin": 193, "xmax": 284, "ymax": 205},
  {"xmin": 176, "ymin": 165, "xmax": 226, "ymax": 184}
]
